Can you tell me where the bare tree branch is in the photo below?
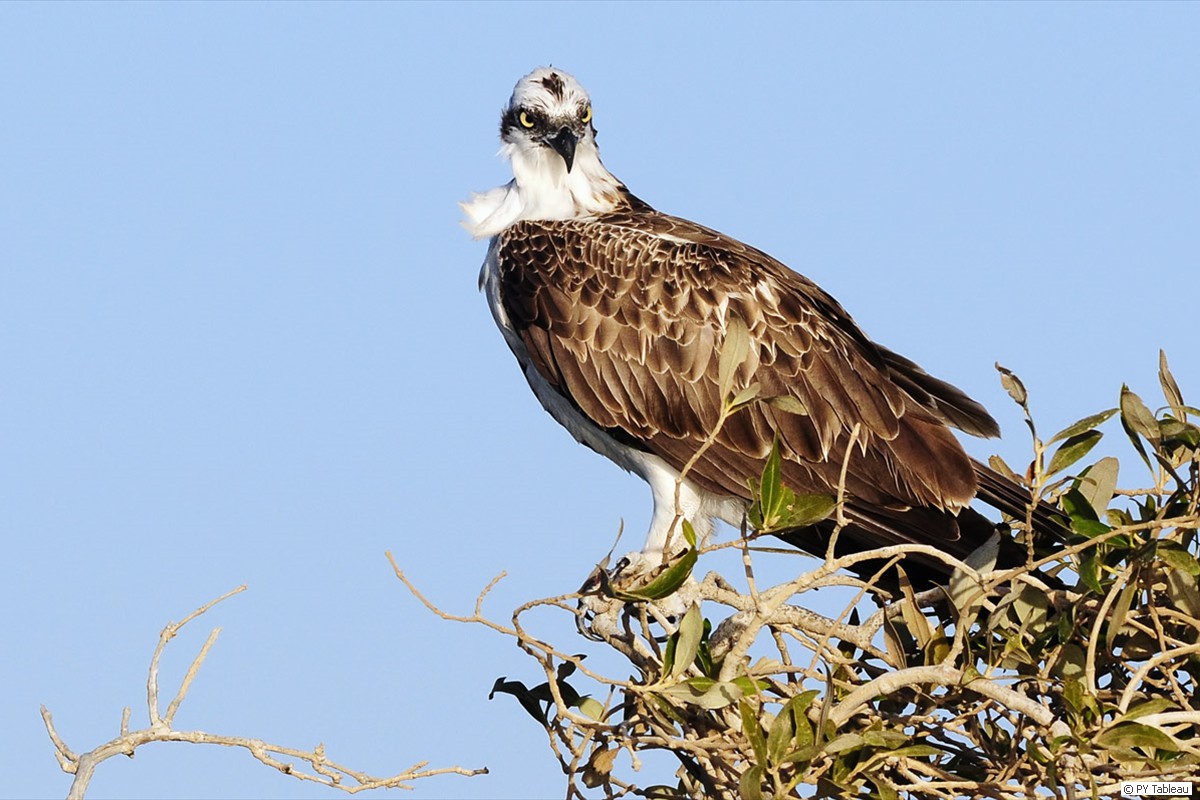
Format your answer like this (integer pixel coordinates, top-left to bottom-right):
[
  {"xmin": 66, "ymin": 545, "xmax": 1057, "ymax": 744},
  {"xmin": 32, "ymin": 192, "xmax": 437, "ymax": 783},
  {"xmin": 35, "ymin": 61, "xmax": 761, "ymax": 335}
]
[
  {"xmin": 386, "ymin": 361, "xmax": 1200, "ymax": 797},
  {"xmin": 42, "ymin": 586, "xmax": 486, "ymax": 798}
]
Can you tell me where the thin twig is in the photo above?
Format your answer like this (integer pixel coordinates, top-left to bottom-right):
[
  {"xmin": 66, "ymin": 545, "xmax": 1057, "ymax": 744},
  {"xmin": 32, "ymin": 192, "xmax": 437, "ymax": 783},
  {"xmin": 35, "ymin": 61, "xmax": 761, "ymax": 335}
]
[
  {"xmin": 147, "ymin": 585, "xmax": 247, "ymax": 725},
  {"xmin": 164, "ymin": 626, "xmax": 221, "ymax": 726},
  {"xmin": 43, "ymin": 584, "xmax": 485, "ymax": 798}
]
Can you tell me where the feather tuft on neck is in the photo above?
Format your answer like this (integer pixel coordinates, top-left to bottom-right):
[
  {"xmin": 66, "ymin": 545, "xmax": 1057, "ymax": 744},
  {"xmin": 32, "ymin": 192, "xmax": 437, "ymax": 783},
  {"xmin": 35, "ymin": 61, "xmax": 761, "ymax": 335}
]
[{"xmin": 460, "ymin": 130, "xmax": 623, "ymax": 240}]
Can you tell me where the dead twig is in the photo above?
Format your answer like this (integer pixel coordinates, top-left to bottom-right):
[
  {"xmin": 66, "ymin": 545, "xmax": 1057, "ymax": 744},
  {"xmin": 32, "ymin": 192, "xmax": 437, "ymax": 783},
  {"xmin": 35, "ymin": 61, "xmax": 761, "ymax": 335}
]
[{"xmin": 42, "ymin": 586, "xmax": 485, "ymax": 799}]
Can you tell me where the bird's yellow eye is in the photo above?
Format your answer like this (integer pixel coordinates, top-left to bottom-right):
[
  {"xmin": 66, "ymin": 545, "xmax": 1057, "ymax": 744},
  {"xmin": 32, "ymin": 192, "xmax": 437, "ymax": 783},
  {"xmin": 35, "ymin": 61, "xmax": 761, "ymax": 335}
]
[
  {"xmin": 581, "ymin": 105, "xmax": 592, "ymax": 124},
  {"xmin": 519, "ymin": 111, "xmax": 535, "ymax": 129}
]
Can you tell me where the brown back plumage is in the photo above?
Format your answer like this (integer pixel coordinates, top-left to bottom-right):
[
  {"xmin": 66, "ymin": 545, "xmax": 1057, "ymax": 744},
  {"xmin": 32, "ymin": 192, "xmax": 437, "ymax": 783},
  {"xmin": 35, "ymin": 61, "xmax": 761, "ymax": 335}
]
[{"xmin": 496, "ymin": 195, "xmax": 1044, "ymax": 585}]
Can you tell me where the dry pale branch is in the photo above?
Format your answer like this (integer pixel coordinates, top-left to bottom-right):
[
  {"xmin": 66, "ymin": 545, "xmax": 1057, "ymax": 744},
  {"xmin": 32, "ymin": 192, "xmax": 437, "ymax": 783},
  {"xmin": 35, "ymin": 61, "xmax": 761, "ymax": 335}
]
[
  {"xmin": 391, "ymin": 478, "xmax": 1200, "ymax": 798},
  {"xmin": 383, "ymin": 361, "xmax": 1200, "ymax": 797},
  {"xmin": 824, "ymin": 664, "xmax": 1055, "ymax": 728},
  {"xmin": 391, "ymin": 542, "xmax": 1088, "ymax": 797},
  {"xmin": 41, "ymin": 585, "xmax": 486, "ymax": 799}
]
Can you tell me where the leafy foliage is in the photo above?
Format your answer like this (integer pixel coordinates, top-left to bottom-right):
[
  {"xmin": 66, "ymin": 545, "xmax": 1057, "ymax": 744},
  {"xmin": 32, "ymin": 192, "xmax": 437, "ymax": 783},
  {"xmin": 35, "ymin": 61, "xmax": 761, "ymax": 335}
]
[
  {"xmin": 428, "ymin": 355, "xmax": 1200, "ymax": 798},
  {"xmin": 748, "ymin": 440, "xmax": 837, "ymax": 533}
]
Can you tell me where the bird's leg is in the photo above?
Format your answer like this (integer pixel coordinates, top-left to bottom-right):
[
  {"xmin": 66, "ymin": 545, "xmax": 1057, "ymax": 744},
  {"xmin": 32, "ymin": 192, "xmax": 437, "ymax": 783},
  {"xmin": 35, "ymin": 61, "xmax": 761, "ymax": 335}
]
[{"xmin": 611, "ymin": 468, "xmax": 712, "ymax": 579}]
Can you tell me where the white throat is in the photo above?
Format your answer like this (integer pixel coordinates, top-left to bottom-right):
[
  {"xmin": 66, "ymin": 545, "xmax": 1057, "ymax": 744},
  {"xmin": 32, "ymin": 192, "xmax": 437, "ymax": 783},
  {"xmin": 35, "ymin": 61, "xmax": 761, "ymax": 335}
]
[{"xmin": 460, "ymin": 140, "xmax": 624, "ymax": 240}]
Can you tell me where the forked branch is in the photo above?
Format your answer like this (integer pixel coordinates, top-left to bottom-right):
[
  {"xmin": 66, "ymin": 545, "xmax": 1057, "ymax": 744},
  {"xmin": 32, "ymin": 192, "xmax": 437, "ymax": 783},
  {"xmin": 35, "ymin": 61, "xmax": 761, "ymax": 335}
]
[{"xmin": 41, "ymin": 585, "xmax": 485, "ymax": 799}]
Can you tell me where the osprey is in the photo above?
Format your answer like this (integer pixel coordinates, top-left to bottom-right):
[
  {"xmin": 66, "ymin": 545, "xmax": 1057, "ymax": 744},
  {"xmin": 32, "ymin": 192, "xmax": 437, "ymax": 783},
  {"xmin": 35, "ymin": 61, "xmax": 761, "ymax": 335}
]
[{"xmin": 463, "ymin": 67, "xmax": 1040, "ymax": 587}]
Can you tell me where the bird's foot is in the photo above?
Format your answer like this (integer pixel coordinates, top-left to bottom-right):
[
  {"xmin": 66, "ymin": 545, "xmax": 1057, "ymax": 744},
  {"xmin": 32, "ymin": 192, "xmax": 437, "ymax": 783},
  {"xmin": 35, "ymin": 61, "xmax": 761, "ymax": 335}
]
[
  {"xmin": 577, "ymin": 549, "xmax": 699, "ymax": 626},
  {"xmin": 611, "ymin": 550, "xmax": 673, "ymax": 581}
]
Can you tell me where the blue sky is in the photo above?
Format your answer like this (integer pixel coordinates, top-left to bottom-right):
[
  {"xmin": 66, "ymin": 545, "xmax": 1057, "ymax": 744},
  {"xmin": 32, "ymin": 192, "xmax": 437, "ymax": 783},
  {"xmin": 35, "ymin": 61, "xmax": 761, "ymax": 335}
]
[{"xmin": 3, "ymin": 3, "xmax": 1197, "ymax": 798}]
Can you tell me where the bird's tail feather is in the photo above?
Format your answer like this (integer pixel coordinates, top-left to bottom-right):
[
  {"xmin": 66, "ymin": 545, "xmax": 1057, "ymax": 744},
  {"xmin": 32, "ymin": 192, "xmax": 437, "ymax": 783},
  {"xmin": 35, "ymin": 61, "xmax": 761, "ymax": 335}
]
[{"xmin": 771, "ymin": 462, "xmax": 1067, "ymax": 592}]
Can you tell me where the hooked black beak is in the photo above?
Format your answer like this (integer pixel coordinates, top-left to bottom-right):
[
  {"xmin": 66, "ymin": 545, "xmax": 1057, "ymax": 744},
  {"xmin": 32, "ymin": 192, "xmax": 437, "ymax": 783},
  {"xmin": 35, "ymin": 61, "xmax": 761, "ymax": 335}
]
[{"xmin": 547, "ymin": 127, "xmax": 578, "ymax": 173}]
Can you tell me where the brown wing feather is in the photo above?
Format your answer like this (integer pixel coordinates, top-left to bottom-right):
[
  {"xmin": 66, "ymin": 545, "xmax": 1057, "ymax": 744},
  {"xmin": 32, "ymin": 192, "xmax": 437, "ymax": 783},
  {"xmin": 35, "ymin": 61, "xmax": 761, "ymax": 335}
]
[{"xmin": 497, "ymin": 209, "xmax": 992, "ymax": 520}]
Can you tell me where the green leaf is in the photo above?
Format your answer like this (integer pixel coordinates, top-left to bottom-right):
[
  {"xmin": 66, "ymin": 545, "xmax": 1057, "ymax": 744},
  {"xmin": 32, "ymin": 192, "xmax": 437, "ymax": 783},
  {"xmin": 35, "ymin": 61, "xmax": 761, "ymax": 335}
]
[
  {"xmin": 576, "ymin": 697, "xmax": 606, "ymax": 721},
  {"xmin": 657, "ymin": 677, "xmax": 745, "ymax": 709},
  {"xmin": 730, "ymin": 675, "xmax": 769, "ymax": 696},
  {"xmin": 882, "ymin": 615, "xmax": 908, "ymax": 669},
  {"xmin": 669, "ymin": 604, "xmax": 704, "ymax": 678},
  {"xmin": 873, "ymin": 780, "xmax": 899, "ymax": 800},
  {"xmin": 740, "ymin": 700, "xmax": 767, "ymax": 765},
  {"xmin": 768, "ymin": 395, "xmax": 808, "ymax": 415},
  {"xmin": 1166, "ymin": 569, "xmax": 1200, "ymax": 617},
  {"xmin": 1053, "ymin": 643, "xmax": 1086, "ymax": 679},
  {"xmin": 778, "ymin": 746, "xmax": 820, "ymax": 767},
  {"xmin": 924, "ymin": 631, "xmax": 951, "ymax": 665},
  {"xmin": 778, "ymin": 493, "xmax": 837, "ymax": 529},
  {"xmin": 1160, "ymin": 350, "xmax": 1186, "ymax": 419},
  {"xmin": 728, "ymin": 382, "xmax": 762, "ymax": 410},
  {"xmin": 787, "ymin": 692, "xmax": 819, "ymax": 749},
  {"xmin": 1096, "ymin": 722, "xmax": 1179, "ymax": 753},
  {"xmin": 1048, "ymin": 409, "xmax": 1118, "ymax": 445},
  {"xmin": 748, "ymin": 439, "xmax": 834, "ymax": 531},
  {"xmin": 1120, "ymin": 385, "xmax": 1158, "ymax": 469},
  {"xmin": 1062, "ymin": 678, "xmax": 1085, "ymax": 714},
  {"xmin": 1012, "ymin": 587, "xmax": 1049, "ymax": 633},
  {"xmin": 1073, "ymin": 518, "xmax": 1112, "ymax": 538},
  {"xmin": 756, "ymin": 440, "xmax": 783, "ymax": 527},
  {"xmin": 1076, "ymin": 457, "xmax": 1119, "ymax": 518},
  {"xmin": 1046, "ymin": 430, "xmax": 1103, "ymax": 476},
  {"xmin": 1060, "ymin": 488, "xmax": 1111, "ymax": 538},
  {"xmin": 863, "ymin": 728, "xmax": 911, "ymax": 749},
  {"xmin": 791, "ymin": 689, "xmax": 821, "ymax": 714},
  {"xmin": 718, "ymin": 315, "xmax": 751, "ymax": 399},
  {"xmin": 886, "ymin": 744, "xmax": 942, "ymax": 759},
  {"xmin": 988, "ymin": 454, "xmax": 1020, "ymax": 483},
  {"xmin": 1078, "ymin": 551, "xmax": 1104, "ymax": 593},
  {"xmin": 996, "ymin": 363, "xmax": 1028, "ymax": 407},
  {"xmin": 823, "ymin": 732, "xmax": 865, "ymax": 755},
  {"xmin": 1106, "ymin": 507, "xmax": 1133, "ymax": 528},
  {"xmin": 1118, "ymin": 698, "xmax": 1178, "ymax": 723},
  {"xmin": 661, "ymin": 631, "xmax": 677, "ymax": 676},
  {"xmin": 681, "ymin": 518, "xmax": 697, "ymax": 548},
  {"xmin": 695, "ymin": 617, "xmax": 715, "ymax": 677},
  {"xmin": 897, "ymin": 567, "xmax": 933, "ymax": 647},
  {"xmin": 1156, "ymin": 542, "xmax": 1200, "ymax": 576},
  {"xmin": 1160, "ymin": 417, "xmax": 1200, "ymax": 451},
  {"xmin": 737, "ymin": 765, "xmax": 764, "ymax": 800},
  {"xmin": 1105, "ymin": 581, "xmax": 1137, "ymax": 652},
  {"xmin": 1060, "ymin": 487, "xmax": 1099, "ymax": 523},
  {"xmin": 616, "ymin": 546, "xmax": 697, "ymax": 601},
  {"xmin": 766, "ymin": 701, "xmax": 795, "ymax": 766},
  {"xmin": 1120, "ymin": 386, "xmax": 1159, "ymax": 440}
]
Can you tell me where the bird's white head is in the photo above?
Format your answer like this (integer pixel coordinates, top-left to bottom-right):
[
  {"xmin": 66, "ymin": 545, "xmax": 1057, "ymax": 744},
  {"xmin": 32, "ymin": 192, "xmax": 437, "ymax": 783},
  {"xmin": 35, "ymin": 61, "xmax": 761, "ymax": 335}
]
[
  {"xmin": 461, "ymin": 67, "xmax": 624, "ymax": 239},
  {"xmin": 500, "ymin": 67, "xmax": 595, "ymax": 175}
]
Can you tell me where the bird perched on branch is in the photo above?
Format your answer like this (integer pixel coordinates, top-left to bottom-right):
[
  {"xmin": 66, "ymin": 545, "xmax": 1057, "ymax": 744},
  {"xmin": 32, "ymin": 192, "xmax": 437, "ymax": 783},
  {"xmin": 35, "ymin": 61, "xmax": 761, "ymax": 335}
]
[{"xmin": 462, "ymin": 67, "xmax": 1050, "ymax": 590}]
